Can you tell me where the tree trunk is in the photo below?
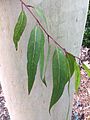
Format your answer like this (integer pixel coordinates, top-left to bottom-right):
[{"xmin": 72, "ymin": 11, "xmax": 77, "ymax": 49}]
[{"xmin": 0, "ymin": 0, "xmax": 89, "ymax": 120}]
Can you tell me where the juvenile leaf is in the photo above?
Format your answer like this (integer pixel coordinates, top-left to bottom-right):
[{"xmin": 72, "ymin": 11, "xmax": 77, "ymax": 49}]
[
  {"xmin": 82, "ymin": 63, "xmax": 90, "ymax": 77},
  {"xmin": 13, "ymin": 10, "xmax": 27, "ymax": 50},
  {"xmin": 49, "ymin": 48, "xmax": 70, "ymax": 112},
  {"xmin": 75, "ymin": 62, "xmax": 81, "ymax": 93},
  {"xmin": 35, "ymin": 7, "xmax": 47, "ymax": 25},
  {"xmin": 27, "ymin": 26, "xmax": 45, "ymax": 94}
]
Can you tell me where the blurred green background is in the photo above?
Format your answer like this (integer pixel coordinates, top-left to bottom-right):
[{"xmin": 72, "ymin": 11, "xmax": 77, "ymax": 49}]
[{"xmin": 82, "ymin": 2, "xmax": 90, "ymax": 48}]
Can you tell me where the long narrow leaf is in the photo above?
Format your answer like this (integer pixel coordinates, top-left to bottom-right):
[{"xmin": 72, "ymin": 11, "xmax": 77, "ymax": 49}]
[
  {"xmin": 75, "ymin": 61, "xmax": 81, "ymax": 93},
  {"xmin": 27, "ymin": 26, "xmax": 45, "ymax": 94},
  {"xmin": 66, "ymin": 53, "xmax": 75, "ymax": 94},
  {"xmin": 49, "ymin": 48, "xmax": 70, "ymax": 112},
  {"xmin": 66, "ymin": 53, "xmax": 75, "ymax": 77},
  {"xmin": 66, "ymin": 53, "xmax": 75, "ymax": 120},
  {"xmin": 42, "ymin": 43, "xmax": 51, "ymax": 86},
  {"xmin": 39, "ymin": 38, "xmax": 45, "ymax": 80},
  {"xmin": 13, "ymin": 10, "xmax": 27, "ymax": 50}
]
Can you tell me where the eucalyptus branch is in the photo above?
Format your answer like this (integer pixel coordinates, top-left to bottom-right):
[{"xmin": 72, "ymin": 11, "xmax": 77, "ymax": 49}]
[
  {"xmin": 20, "ymin": 0, "xmax": 83, "ymax": 62},
  {"xmin": 20, "ymin": 0, "xmax": 67, "ymax": 53},
  {"xmin": 13, "ymin": 0, "xmax": 90, "ymax": 114}
]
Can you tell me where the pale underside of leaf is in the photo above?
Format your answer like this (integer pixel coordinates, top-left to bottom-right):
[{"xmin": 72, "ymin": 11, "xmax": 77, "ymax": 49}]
[
  {"xmin": 49, "ymin": 48, "xmax": 71, "ymax": 112},
  {"xmin": 27, "ymin": 26, "xmax": 45, "ymax": 94},
  {"xmin": 13, "ymin": 10, "xmax": 27, "ymax": 50}
]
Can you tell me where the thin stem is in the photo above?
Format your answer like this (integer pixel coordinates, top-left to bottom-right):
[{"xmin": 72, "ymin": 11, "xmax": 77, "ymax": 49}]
[
  {"xmin": 20, "ymin": 0, "xmax": 66, "ymax": 53},
  {"xmin": 26, "ymin": 5, "xmax": 34, "ymax": 8},
  {"xmin": 21, "ymin": 0, "xmax": 23, "ymax": 11},
  {"xmin": 20, "ymin": 0, "xmax": 82, "ymax": 62}
]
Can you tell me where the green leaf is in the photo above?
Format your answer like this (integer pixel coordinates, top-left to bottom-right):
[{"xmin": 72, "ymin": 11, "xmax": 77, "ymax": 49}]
[
  {"xmin": 66, "ymin": 53, "xmax": 75, "ymax": 95},
  {"xmin": 49, "ymin": 48, "xmax": 70, "ymax": 112},
  {"xmin": 66, "ymin": 53, "xmax": 75, "ymax": 77},
  {"xmin": 35, "ymin": 7, "xmax": 47, "ymax": 25},
  {"xmin": 27, "ymin": 26, "xmax": 45, "ymax": 94},
  {"xmin": 39, "ymin": 35, "xmax": 45, "ymax": 80},
  {"xmin": 13, "ymin": 10, "xmax": 27, "ymax": 50},
  {"xmin": 42, "ymin": 76, "xmax": 47, "ymax": 87},
  {"xmin": 44, "ymin": 43, "xmax": 51, "ymax": 74},
  {"xmin": 74, "ymin": 61, "xmax": 81, "ymax": 93},
  {"xmin": 42, "ymin": 43, "xmax": 51, "ymax": 86},
  {"xmin": 65, "ymin": 53, "xmax": 75, "ymax": 120},
  {"xmin": 82, "ymin": 63, "xmax": 90, "ymax": 77}
]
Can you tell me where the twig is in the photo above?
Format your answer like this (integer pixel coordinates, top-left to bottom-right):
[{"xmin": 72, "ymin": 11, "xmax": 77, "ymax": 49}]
[
  {"xmin": 20, "ymin": 0, "xmax": 66, "ymax": 53},
  {"xmin": 20, "ymin": 0, "xmax": 82, "ymax": 62}
]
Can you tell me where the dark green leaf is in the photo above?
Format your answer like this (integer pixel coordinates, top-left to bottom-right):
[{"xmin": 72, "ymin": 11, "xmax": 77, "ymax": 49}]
[
  {"xmin": 82, "ymin": 63, "xmax": 90, "ymax": 77},
  {"xmin": 66, "ymin": 53, "xmax": 75, "ymax": 77},
  {"xmin": 27, "ymin": 26, "xmax": 45, "ymax": 94},
  {"xmin": 75, "ymin": 61, "xmax": 81, "ymax": 93},
  {"xmin": 49, "ymin": 48, "xmax": 70, "ymax": 112},
  {"xmin": 13, "ymin": 10, "xmax": 27, "ymax": 50},
  {"xmin": 66, "ymin": 53, "xmax": 75, "ymax": 95}
]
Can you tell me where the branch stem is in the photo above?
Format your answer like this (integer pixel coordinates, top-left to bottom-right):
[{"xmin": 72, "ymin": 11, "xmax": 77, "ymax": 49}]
[{"xmin": 20, "ymin": 0, "xmax": 82, "ymax": 62}]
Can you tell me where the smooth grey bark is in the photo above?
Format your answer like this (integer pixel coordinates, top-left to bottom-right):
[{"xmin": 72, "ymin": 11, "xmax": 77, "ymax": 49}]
[{"xmin": 0, "ymin": 0, "xmax": 89, "ymax": 120}]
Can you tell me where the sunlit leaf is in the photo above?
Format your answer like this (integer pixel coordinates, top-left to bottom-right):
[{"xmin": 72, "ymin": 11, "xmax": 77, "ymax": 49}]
[
  {"xmin": 74, "ymin": 61, "xmax": 81, "ymax": 93},
  {"xmin": 27, "ymin": 26, "xmax": 45, "ymax": 94},
  {"xmin": 13, "ymin": 10, "xmax": 27, "ymax": 50},
  {"xmin": 82, "ymin": 63, "xmax": 90, "ymax": 77},
  {"xmin": 49, "ymin": 48, "xmax": 70, "ymax": 112}
]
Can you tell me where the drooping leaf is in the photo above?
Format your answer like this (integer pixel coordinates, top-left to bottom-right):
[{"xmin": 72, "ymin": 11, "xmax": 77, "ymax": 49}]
[
  {"xmin": 13, "ymin": 10, "xmax": 27, "ymax": 50},
  {"xmin": 35, "ymin": 7, "xmax": 47, "ymax": 25},
  {"xmin": 42, "ymin": 76, "xmax": 47, "ymax": 87},
  {"xmin": 62, "ymin": 53, "xmax": 75, "ymax": 120},
  {"xmin": 44, "ymin": 43, "xmax": 51, "ymax": 74},
  {"xmin": 27, "ymin": 26, "xmax": 45, "ymax": 94},
  {"xmin": 82, "ymin": 63, "xmax": 90, "ymax": 77},
  {"xmin": 39, "ymin": 35, "xmax": 45, "ymax": 80},
  {"xmin": 49, "ymin": 48, "xmax": 70, "ymax": 112},
  {"xmin": 66, "ymin": 53, "xmax": 76, "ymax": 95},
  {"xmin": 42, "ymin": 43, "xmax": 51, "ymax": 86},
  {"xmin": 74, "ymin": 61, "xmax": 81, "ymax": 93},
  {"xmin": 66, "ymin": 53, "xmax": 75, "ymax": 77}
]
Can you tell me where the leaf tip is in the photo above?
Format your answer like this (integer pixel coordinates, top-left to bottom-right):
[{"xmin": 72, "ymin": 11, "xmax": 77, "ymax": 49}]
[
  {"xmin": 42, "ymin": 76, "xmax": 47, "ymax": 87},
  {"xmin": 28, "ymin": 89, "xmax": 31, "ymax": 95}
]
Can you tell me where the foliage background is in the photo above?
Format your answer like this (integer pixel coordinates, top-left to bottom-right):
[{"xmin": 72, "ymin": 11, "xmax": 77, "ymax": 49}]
[{"xmin": 82, "ymin": 2, "xmax": 90, "ymax": 48}]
